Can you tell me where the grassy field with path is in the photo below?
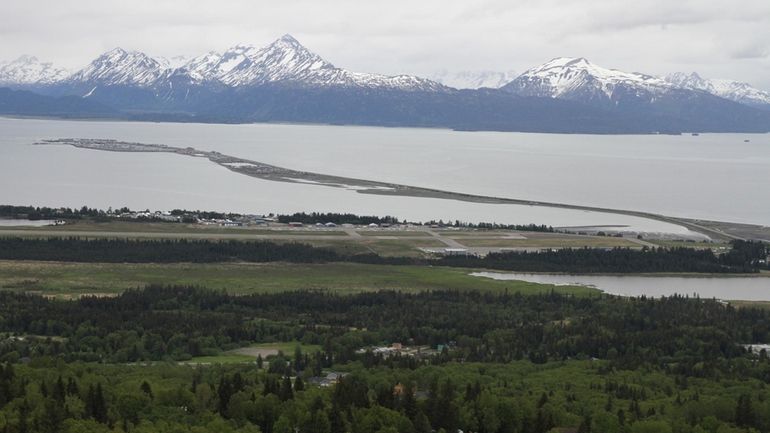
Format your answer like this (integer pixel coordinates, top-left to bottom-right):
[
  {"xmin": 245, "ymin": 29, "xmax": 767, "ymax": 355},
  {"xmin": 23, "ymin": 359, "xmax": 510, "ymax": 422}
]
[{"xmin": 0, "ymin": 260, "xmax": 597, "ymax": 297}]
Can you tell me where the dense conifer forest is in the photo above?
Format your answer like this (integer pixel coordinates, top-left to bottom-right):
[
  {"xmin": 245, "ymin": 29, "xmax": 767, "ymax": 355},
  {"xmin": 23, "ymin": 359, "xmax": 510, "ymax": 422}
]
[
  {"xmin": 0, "ymin": 237, "xmax": 765, "ymax": 273},
  {"xmin": 1, "ymin": 287, "xmax": 770, "ymax": 433}
]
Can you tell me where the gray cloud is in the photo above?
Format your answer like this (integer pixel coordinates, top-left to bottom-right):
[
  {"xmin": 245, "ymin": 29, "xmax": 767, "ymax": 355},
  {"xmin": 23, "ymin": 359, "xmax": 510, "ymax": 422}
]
[
  {"xmin": 1, "ymin": 0, "xmax": 769, "ymax": 90},
  {"xmin": 730, "ymin": 43, "xmax": 769, "ymax": 60}
]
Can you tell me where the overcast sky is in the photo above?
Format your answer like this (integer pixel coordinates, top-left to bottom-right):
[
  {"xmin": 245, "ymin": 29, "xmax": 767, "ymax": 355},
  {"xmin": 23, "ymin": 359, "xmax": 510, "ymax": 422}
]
[{"xmin": 2, "ymin": 0, "xmax": 769, "ymax": 89}]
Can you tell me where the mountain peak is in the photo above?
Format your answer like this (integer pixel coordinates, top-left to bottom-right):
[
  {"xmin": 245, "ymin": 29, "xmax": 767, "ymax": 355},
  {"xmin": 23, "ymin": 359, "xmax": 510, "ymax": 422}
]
[
  {"xmin": 431, "ymin": 70, "xmax": 518, "ymax": 89},
  {"xmin": 666, "ymin": 72, "xmax": 770, "ymax": 107},
  {"xmin": 0, "ymin": 55, "xmax": 69, "ymax": 85},
  {"xmin": 13, "ymin": 54, "xmax": 39, "ymax": 63},
  {"xmin": 102, "ymin": 47, "xmax": 130, "ymax": 59},
  {"xmin": 68, "ymin": 47, "xmax": 165, "ymax": 86},
  {"xmin": 216, "ymin": 34, "xmax": 335, "ymax": 86},
  {"xmin": 537, "ymin": 57, "xmax": 592, "ymax": 70},
  {"xmin": 504, "ymin": 57, "xmax": 670, "ymax": 100},
  {"xmin": 277, "ymin": 34, "xmax": 300, "ymax": 44},
  {"xmin": 264, "ymin": 34, "xmax": 319, "ymax": 59}
]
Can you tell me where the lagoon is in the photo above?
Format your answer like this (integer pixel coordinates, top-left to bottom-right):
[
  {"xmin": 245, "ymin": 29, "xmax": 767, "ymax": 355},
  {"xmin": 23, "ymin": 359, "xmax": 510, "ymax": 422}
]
[
  {"xmin": 472, "ymin": 271, "xmax": 770, "ymax": 301},
  {"xmin": 2, "ymin": 117, "xmax": 768, "ymax": 235}
]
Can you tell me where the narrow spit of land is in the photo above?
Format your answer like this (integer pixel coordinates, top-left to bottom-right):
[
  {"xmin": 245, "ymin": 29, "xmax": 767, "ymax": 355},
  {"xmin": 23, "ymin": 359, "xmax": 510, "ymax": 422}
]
[{"xmin": 35, "ymin": 138, "xmax": 764, "ymax": 241}]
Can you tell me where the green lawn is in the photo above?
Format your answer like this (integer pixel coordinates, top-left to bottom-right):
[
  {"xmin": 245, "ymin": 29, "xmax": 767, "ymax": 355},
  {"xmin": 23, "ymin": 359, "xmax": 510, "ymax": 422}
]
[
  {"xmin": 183, "ymin": 354, "xmax": 257, "ymax": 365},
  {"xmin": 188, "ymin": 342, "xmax": 323, "ymax": 365},
  {"xmin": 0, "ymin": 260, "xmax": 597, "ymax": 297}
]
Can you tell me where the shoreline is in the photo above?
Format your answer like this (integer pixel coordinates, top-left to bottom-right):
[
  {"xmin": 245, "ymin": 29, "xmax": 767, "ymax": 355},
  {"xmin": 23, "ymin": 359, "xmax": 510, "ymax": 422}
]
[
  {"xmin": 470, "ymin": 270, "xmax": 770, "ymax": 278},
  {"xmin": 6, "ymin": 115, "xmax": 770, "ymax": 136},
  {"xmin": 35, "ymin": 138, "xmax": 770, "ymax": 241}
]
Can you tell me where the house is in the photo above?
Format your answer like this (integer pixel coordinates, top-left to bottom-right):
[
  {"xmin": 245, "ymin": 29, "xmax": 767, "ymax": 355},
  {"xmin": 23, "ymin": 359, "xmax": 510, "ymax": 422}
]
[
  {"xmin": 307, "ymin": 371, "xmax": 348, "ymax": 387},
  {"xmin": 444, "ymin": 248, "xmax": 469, "ymax": 256}
]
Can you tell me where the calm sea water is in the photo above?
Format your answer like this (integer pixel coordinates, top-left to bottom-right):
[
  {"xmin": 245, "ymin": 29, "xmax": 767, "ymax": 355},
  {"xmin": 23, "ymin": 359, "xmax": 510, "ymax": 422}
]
[
  {"xmin": 472, "ymin": 272, "xmax": 770, "ymax": 301},
  {"xmin": 1, "ymin": 117, "xmax": 768, "ymax": 234}
]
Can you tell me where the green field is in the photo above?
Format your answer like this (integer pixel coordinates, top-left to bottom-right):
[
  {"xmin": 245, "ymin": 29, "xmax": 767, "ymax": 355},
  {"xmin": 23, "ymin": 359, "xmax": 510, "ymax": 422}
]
[
  {"xmin": 188, "ymin": 342, "xmax": 323, "ymax": 365},
  {"xmin": 184, "ymin": 353, "xmax": 258, "ymax": 364},
  {"xmin": 0, "ymin": 260, "xmax": 597, "ymax": 297}
]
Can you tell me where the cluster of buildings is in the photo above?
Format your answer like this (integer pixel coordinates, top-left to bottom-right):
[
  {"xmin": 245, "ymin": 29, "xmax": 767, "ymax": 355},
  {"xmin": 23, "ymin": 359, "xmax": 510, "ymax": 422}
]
[
  {"xmin": 113, "ymin": 210, "xmax": 272, "ymax": 227},
  {"xmin": 115, "ymin": 210, "xmax": 181, "ymax": 222},
  {"xmin": 306, "ymin": 371, "xmax": 348, "ymax": 387},
  {"xmin": 356, "ymin": 342, "xmax": 450, "ymax": 359}
]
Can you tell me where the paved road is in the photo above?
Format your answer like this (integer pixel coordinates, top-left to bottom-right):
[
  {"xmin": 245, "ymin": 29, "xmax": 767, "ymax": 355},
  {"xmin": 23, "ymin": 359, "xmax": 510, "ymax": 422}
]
[
  {"xmin": 626, "ymin": 237, "xmax": 659, "ymax": 248},
  {"xmin": 420, "ymin": 229, "xmax": 468, "ymax": 249},
  {"xmin": 343, "ymin": 228, "xmax": 363, "ymax": 238}
]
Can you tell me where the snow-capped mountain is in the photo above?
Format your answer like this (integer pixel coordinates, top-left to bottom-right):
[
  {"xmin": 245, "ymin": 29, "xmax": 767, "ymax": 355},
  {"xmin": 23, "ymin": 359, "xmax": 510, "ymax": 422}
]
[
  {"xmin": 156, "ymin": 55, "xmax": 188, "ymax": 70},
  {"xmin": 173, "ymin": 34, "xmax": 447, "ymax": 91},
  {"xmin": 431, "ymin": 70, "xmax": 517, "ymax": 89},
  {"xmin": 665, "ymin": 72, "xmax": 770, "ymax": 108},
  {"xmin": 3, "ymin": 39, "xmax": 769, "ymax": 133},
  {"xmin": 502, "ymin": 57, "xmax": 672, "ymax": 103},
  {"xmin": 66, "ymin": 48, "xmax": 167, "ymax": 87},
  {"xmin": 50, "ymin": 35, "xmax": 446, "ymax": 93},
  {"xmin": 178, "ymin": 46, "xmax": 257, "ymax": 84},
  {"xmin": 215, "ymin": 35, "xmax": 336, "ymax": 86},
  {"xmin": 0, "ymin": 55, "xmax": 69, "ymax": 86}
]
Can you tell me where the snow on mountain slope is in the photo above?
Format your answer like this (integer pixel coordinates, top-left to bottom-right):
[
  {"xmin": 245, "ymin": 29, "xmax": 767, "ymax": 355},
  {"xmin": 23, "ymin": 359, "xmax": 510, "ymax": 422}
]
[
  {"xmin": 12, "ymin": 35, "xmax": 446, "ymax": 93},
  {"xmin": 175, "ymin": 35, "xmax": 446, "ymax": 91},
  {"xmin": 666, "ymin": 72, "xmax": 770, "ymax": 107},
  {"xmin": 217, "ymin": 35, "xmax": 335, "ymax": 86},
  {"xmin": 177, "ymin": 45, "xmax": 259, "ymax": 84},
  {"xmin": 431, "ymin": 70, "xmax": 517, "ymax": 89},
  {"xmin": 157, "ymin": 55, "xmax": 189, "ymax": 70},
  {"xmin": 0, "ymin": 55, "xmax": 69, "ymax": 85},
  {"xmin": 67, "ymin": 48, "xmax": 167, "ymax": 87},
  {"xmin": 503, "ymin": 57, "xmax": 672, "ymax": 101}
]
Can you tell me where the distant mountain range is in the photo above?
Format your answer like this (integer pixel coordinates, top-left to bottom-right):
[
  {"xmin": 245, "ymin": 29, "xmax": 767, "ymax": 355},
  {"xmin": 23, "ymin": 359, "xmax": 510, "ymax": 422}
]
[
  {"xmin": 665, "ymin": 72, "xmax": 770, "ymax": 109},
  {"xmin": 1, "ymin": 34, "xmax": 769, "ymax": 133},
  {"xmin": 430, "ymin": 70, "xmax": 519, "ymax": 89}
]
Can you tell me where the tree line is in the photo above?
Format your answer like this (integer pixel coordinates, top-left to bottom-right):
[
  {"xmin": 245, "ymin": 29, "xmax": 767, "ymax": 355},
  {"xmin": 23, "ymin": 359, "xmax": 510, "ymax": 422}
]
[
  {"xmin": 2, "ymin": 287, "xmax": 768, "ymax": 372},
  {"xmin": 0, "ymin": 237, "xmax": 765, "ymax": 273}
]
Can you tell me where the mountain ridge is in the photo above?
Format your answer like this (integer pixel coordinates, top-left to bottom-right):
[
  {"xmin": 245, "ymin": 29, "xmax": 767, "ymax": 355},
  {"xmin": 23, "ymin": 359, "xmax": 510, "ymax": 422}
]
[
  {"xmin": 1, "ymin": 37, "xmax": 769, "ymax": 133},
  {"xmin": 665, "ymin": 72, "xmax": 770, "ymax": 109}
]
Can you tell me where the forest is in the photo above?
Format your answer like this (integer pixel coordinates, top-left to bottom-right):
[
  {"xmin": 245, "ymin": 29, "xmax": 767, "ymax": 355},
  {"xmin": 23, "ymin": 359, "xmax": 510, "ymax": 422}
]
[
  {"xmin": 1, "ymin": 287, "xmax": 770, "ymax": 433},
  {"xmin": 0, "ymin": 237, "xmax": 766, "ymax": 273}
]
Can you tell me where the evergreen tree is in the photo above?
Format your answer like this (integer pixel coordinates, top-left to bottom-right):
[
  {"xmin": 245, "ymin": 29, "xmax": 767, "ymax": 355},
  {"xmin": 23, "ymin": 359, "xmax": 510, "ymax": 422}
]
[
  {"xmin": 140, "ymin": 380, "xmax": 153, "ymax": 399},
  {"xmin": 53, "ymin": 376, "xmax": 66, "ymax": 404},
  {"xmin": 293, "ymin": 376, "xmax": 304, "ymax": 392},
  {"xmin": 278, "ymin": 376, "xmax": 294, "ymax": 401},
  {"xmin": 217, "ymin": 377, "xmax": 233, "ymax": 415},
  {"xmin": 735, "ymin": 394, "xmax": 755, "ymax": 428},
  {"xmin": 66, "ymin": 377, "xmax": 79, "ymax": 396}
]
